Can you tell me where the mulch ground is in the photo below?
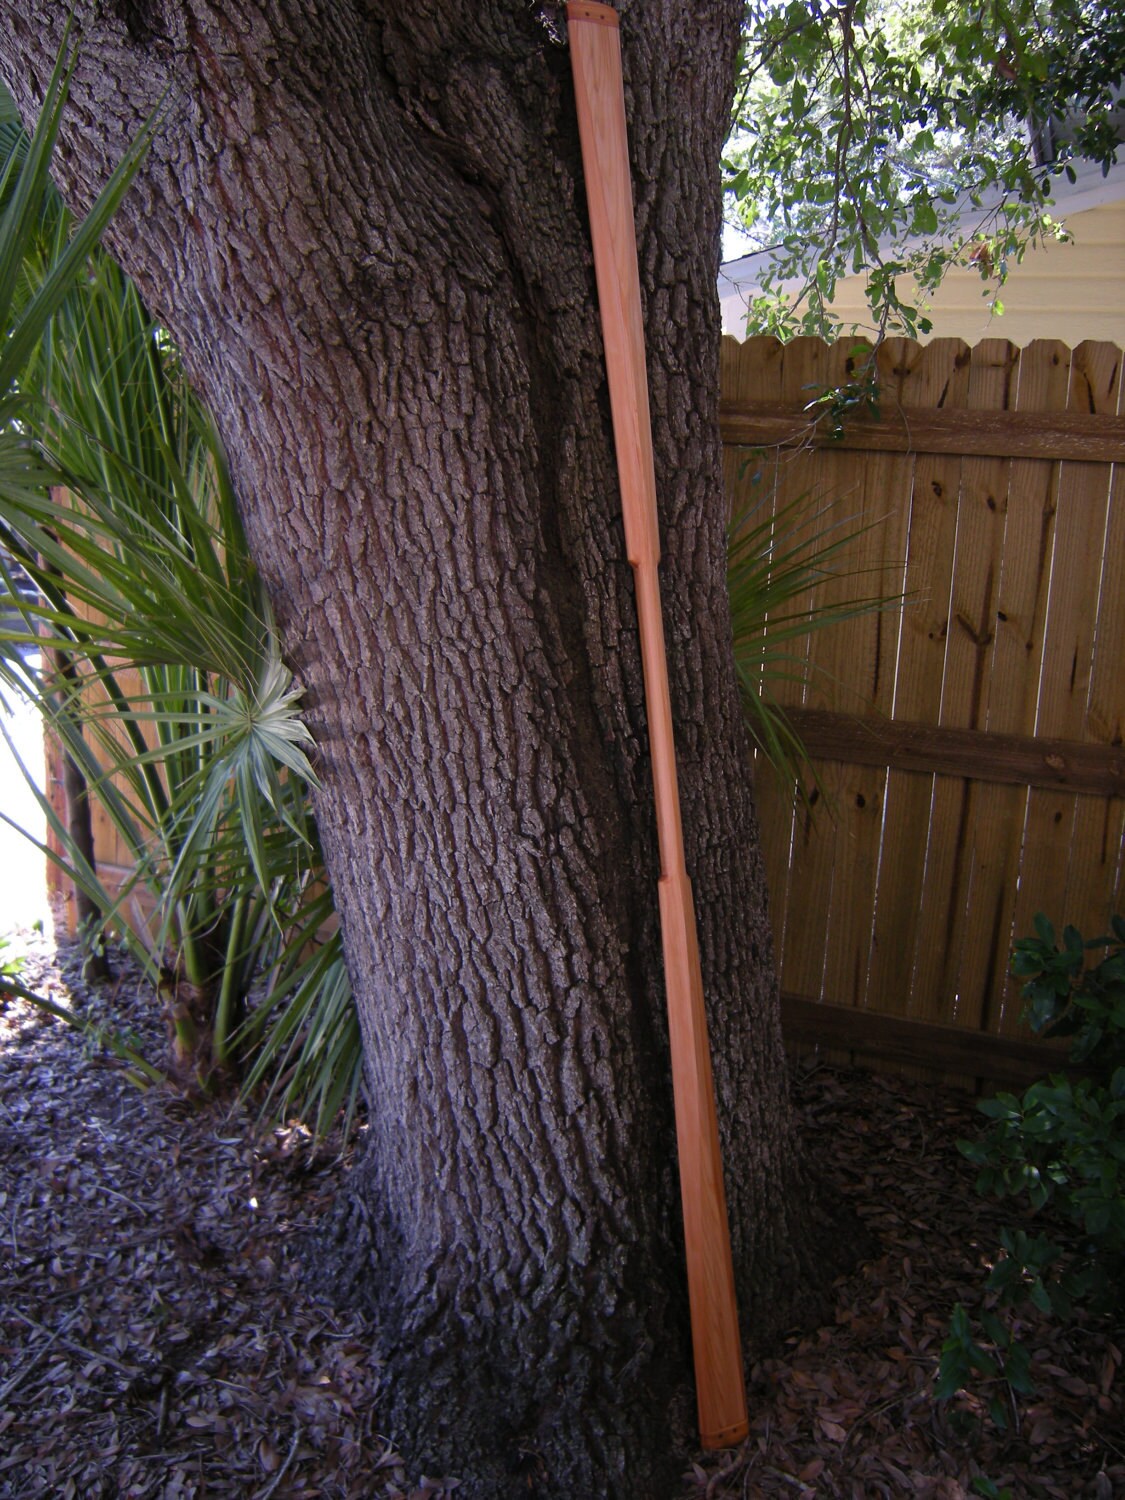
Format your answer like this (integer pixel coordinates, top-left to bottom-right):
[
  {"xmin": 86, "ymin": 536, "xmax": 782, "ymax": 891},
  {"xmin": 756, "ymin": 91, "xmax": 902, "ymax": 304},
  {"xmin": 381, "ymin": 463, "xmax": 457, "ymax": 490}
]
[{"xmin": 0, "ymin": 932, "xmax": 1121, "ymax": 1499}]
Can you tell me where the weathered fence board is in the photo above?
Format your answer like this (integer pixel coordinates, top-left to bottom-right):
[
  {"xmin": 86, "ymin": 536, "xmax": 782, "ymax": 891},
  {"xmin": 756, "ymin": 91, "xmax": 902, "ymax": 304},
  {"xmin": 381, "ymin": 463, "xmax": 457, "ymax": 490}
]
[
  {"xmin": 721, "ymin": 333, "xmax": 1125, "ymax": 1084},
  {"xmin": 864, "ymin": 342, "xmax": 967, "ymax": 1036},
  {"xmin": 717, "ymin": 402, "xmax": 1125, "ymax": 461},
  {"xmin": 781, "ymin": 710, "xmax": 1125, "ymax": 796}
]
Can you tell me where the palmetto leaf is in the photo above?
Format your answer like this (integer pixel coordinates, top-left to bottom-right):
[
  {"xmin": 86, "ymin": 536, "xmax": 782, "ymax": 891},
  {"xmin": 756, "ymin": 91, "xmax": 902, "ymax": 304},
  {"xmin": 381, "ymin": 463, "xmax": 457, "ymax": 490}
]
[
  {"xmin": 727, "ymin": 483, "xmax": 904, "ymax": 808},
  {"xmin": 239, "ymin": 923, "xmax": 361, "ymax": 1141},
  {"xmin": 0, "ymin": 34, "xmax": 161, "ymax": 396}
]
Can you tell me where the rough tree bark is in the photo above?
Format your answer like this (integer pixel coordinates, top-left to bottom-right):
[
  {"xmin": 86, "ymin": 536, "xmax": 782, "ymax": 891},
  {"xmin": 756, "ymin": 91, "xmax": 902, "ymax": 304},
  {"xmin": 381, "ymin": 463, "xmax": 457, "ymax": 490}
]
[{"xmin": 0, "ymin": 2, "xmax": 843, "ymax": 1493}]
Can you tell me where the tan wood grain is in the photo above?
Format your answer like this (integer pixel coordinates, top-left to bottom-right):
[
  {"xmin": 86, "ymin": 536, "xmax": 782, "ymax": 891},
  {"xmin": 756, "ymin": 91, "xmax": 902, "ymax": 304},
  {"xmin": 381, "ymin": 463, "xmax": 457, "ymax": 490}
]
[
  {"xmin": 762, "ymin": 336, "xmax": 857, "ymax": 1014},
  {"xmin": 781, "ymin": 709, "xmax": 1125, "ymax": 795},
  {"xmin": 896, "ymin": 341, "xmax": 1015, "ymax": 1075},
  {"xmin": 1061, "ymin": 345, "xmax": 1125, "ymax": 945},
  {"xmin": 949, "ymin": 342, "xmax": 1072, "ymax": 1035},
  {"xmin": 939, "ymin": 342, "xmax": 1043, "ymax": 1025},
  {"xmin": 817, "ymin": 445, "xmax": 909, "ymax": 1011}
]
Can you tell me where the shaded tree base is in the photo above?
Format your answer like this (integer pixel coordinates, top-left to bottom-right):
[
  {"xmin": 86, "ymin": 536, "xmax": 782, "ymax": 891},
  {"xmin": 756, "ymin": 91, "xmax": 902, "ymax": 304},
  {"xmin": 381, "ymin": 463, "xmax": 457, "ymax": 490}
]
[
  {"xmin": 301, "ymin": 1146, "xmax": 867, "ymax": 1500},
  {"xmin": 303, "ymin": 1164, "xmax": 693, "ymax": 1497},
  {"xmin": 374, "ymin": 1338, "xmax": 695, "ymax": 1500}
]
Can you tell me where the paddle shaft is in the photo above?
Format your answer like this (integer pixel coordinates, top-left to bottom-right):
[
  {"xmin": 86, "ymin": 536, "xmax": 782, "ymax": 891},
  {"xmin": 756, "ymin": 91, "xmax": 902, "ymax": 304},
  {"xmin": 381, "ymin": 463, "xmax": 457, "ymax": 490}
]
[{"xmin": 566, "ymin": 0, "xmax": 749, "ymax": 1450}]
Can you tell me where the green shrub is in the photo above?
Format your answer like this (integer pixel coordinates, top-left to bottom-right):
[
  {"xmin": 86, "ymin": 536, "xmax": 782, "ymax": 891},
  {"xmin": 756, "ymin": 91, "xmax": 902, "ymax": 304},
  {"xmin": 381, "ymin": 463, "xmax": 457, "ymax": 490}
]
[{"xmin": 937, "ymin": 914, "xmax": 1125, "ymax": 1425}]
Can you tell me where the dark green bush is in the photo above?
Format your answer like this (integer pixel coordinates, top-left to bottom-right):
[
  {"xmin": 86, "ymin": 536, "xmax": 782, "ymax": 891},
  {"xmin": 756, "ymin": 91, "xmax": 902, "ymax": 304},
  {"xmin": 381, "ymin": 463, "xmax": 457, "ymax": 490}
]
[{"xmin": 937, "ymin": 914, "xmax": 1125, "ymax": 1425}]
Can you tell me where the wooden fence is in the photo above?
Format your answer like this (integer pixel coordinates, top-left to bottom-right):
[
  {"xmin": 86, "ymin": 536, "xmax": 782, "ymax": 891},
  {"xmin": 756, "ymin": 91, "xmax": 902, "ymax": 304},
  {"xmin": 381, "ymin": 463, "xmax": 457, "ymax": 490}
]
[
  {"xmin": 46, "ymin": 333, "xmax": 1124, "ymax": 1087},
  {"xmin": 44, "ymin": 658, "xmax": 160, "ymax": 947},
  {"xmin": 722, "ymin": 334, "xmax": 1125, "ymax": 1085}
]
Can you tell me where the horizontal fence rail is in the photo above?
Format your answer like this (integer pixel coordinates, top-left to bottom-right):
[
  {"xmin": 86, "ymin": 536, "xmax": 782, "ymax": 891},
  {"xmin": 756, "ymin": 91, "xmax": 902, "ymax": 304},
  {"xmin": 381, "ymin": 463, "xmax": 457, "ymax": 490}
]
[
  {"xmin": 719, "ymin": 403, "xmax": 1125, "ymax": 463},
  {"xmin": 722, "ymin": 334, "xmax": 1125, "ymax": 1086},
  {"xmin": 785, "ymin": 708, "xmax": 1125, "ymax": 799}
]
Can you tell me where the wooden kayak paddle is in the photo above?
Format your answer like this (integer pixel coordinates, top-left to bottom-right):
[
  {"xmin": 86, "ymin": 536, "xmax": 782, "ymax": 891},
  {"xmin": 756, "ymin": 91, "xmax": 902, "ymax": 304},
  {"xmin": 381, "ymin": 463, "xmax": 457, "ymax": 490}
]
[{"xmin": 566, "ymin": 0, "xmax": 749, "ymax": 1451}]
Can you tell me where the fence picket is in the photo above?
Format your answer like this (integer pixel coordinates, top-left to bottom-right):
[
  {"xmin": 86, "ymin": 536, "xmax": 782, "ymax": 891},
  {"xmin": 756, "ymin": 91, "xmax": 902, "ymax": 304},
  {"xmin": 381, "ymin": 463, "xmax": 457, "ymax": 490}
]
[
  {"xmin": 1010, "ymin": 344, "xmax": 1119, "ymax": 955},
  {"xmin": 906, "ymin": 342, "xmax": 1018, "ymax": 1048},
  {"xmin": 865, "ymin": 342, "xmax": 971, "ymax": 1029},
  {"xmin": 947, "ymin": 342, "xmax": 1072, "ymax": 1036},
  {"xmin": 763, "ymin": 337, "xmax": 850, "ymax": 1004},
  {"xmin": 1057, "ymin": 344, "xmax": 1125, "ymax": 947}
]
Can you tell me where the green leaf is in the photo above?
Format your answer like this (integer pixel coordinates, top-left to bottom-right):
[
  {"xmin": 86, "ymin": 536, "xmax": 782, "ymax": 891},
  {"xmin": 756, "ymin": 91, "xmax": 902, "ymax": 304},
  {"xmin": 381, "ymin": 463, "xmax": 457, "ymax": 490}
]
[
  {"xmin": 726, "ymin": 481, "xmax": 904, "ymax": 811},
  {"xmin": 987, "ymin": 1394, "xmax": 1009, "ymax": 1430},
  {"xmin": 1034, "ymin": 913, "xmax": 1056, "ymax": 947},
  {"xmin": 1029, "ymin": 1279, "xmax": 1053, "ymax": 1315}
]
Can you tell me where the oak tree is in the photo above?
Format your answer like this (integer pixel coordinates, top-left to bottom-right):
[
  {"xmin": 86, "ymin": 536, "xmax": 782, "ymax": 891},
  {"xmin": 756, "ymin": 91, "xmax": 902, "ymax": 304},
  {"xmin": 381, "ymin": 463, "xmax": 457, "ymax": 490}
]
[{"xmin": 0, "ymin": 2, "xmax": 841, "ymax": 1492}]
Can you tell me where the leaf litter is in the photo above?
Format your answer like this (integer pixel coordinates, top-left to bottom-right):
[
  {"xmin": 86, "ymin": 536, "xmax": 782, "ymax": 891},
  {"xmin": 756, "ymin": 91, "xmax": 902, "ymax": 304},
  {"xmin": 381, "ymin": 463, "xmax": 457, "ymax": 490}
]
[
  {"xmin": 1, "ymin": 931, "xmax": 1121, "ymax": 1498},
  {"xmin": 0, "ymin": 933, "xmax": 449, "ymax": 1500},
  {"xmin": 686, "ymin": 1064, "xmax": 1123, "ymax": 1499}
]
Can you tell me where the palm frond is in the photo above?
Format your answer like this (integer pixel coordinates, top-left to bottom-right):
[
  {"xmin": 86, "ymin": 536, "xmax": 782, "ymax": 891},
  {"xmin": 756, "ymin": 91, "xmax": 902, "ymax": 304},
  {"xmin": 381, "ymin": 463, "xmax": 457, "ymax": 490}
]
[{"xmin": 727, "ymin": 483, "xmax": 905, "ymax": 808}]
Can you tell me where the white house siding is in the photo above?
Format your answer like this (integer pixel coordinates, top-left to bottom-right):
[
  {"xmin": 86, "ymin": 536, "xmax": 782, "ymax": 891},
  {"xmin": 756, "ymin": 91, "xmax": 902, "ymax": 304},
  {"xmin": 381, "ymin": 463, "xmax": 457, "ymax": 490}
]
[{"xmin": 720, "ymin": 191, "xmax": 1125, "ymax": 349}]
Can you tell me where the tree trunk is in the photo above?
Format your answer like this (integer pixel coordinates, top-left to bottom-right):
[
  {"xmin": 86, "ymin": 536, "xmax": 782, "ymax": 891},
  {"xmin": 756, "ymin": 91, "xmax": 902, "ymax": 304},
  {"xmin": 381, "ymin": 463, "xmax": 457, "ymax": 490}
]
[{"xmin": 0, "ymin": 3, "xmax": 844, "ymax": 1491}]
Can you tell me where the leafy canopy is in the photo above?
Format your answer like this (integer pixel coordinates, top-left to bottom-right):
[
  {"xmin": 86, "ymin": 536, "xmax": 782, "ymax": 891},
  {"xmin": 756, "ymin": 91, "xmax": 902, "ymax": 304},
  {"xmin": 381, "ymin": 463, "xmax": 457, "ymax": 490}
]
[{"xmin": 726, "ymin": 0, "xmax": 1125, "ymax": 340}]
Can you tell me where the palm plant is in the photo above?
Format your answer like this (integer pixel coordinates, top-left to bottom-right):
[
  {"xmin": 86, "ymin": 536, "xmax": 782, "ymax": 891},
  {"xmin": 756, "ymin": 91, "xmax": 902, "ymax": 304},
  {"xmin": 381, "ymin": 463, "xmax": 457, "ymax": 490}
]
[{"xmin": 0, "ymin": 50, "xmax": 361, "ymax": 1135}]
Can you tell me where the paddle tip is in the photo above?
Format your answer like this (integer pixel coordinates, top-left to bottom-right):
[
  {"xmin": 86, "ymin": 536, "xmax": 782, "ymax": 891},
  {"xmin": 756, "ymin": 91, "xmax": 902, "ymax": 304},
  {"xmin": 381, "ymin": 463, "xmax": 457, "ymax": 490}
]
[{"xmin": 566, "ymin": 1, "xmax": 619, "ymax": 27}]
